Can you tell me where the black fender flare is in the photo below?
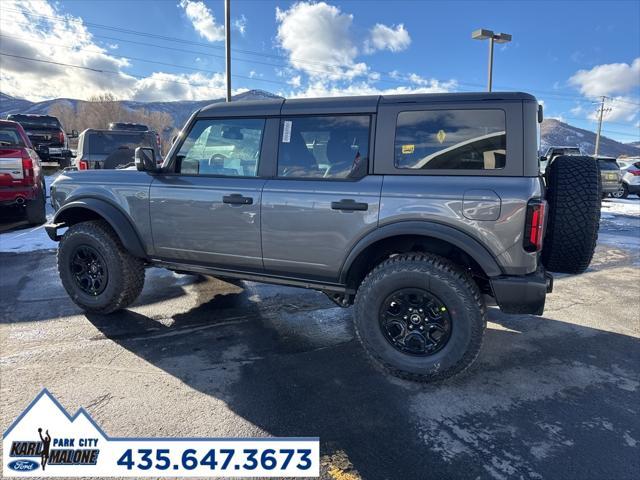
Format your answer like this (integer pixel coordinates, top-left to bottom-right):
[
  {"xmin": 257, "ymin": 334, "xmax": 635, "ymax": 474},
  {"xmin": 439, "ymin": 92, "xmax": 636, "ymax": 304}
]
[
  {"xmin": 51, "ymin": 199, "xmax": 147, "ymax": 258},
  {"xmin": 339, "ymin": 221, "xmax": 503, "ymax": 283}
]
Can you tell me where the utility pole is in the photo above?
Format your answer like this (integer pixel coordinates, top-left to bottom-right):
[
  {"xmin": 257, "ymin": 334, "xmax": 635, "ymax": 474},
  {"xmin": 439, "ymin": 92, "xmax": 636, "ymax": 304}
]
[
  {"xmin": 224, "ymin": 0, "xmax": 231, "ymax": 102},
  {"xmin": 487, "ymin": 35, "xmax": 494, "ymax": 92},
  {"xmin": 594, "ymin": 96, "xmax": 611, "ymax": 157}
]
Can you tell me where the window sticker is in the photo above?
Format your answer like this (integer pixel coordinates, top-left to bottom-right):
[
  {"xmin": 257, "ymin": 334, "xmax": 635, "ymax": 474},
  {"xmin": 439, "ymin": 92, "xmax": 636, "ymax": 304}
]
[
  {"xmin": 436, "ymin": 129, "xmax": 447, "ymax": 144},
  {"xmin": 401, "ymin": 144, "xmax": 415, "ymax": 154},
  {"xmin": 282, "ymin": 120, "xmax": 292, "ymax": 143}
]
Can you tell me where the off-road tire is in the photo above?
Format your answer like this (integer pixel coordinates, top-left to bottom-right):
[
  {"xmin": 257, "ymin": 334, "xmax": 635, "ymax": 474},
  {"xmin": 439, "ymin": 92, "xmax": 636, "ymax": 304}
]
[
  {"xmin": 354, "ymin": 253, "xmax": 485, "ymax": 383},
  {"xmin": 25, "ymin": 184, "xmax": 46, "ymax": 225},
  {"xmin": 58, "ymin": 220, "xmax": 145, "ymax": 314},
  {"xmin": 541, "ymin": 155, "xmax": 600, "ymax": 274}
]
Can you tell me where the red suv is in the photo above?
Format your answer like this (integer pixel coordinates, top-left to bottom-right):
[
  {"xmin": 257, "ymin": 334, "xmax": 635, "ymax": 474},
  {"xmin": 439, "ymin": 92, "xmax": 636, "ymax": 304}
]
[{"xmin": 0, "ymin": 120, "xmax": 46, "ymax": 224}]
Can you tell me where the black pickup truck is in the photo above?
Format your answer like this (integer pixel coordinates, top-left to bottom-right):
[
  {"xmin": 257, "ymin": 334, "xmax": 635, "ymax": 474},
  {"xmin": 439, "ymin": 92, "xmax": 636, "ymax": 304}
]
[{"xmin": 6, "ymin": 114, "xmax": 75, "ymax": 167}]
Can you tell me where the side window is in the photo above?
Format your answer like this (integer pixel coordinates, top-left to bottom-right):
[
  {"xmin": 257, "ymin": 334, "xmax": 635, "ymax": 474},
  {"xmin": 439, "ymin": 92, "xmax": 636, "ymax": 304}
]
[
  {"xmin": 395, "ymin": 110, "xmax": 506, "ymax": 170},
  {"xmin": 277, "ymin": 115, "xmax": 370, "ymax": 179},
  {"xmin": 175, "ymin": 118, "xmax": 265, "ymax": 176}
]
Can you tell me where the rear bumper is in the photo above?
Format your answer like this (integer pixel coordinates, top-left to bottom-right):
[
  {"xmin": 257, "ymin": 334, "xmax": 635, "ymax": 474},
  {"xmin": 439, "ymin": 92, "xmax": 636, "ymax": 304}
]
[
  {"xmin": 602, "ymin": 182, "xmax": 622, "ymax": 193},
  {"xmin": 490, "ymin": 268, "xmax": 553, "ymax": 316},
  {"xmin": 0, "ymin": 186, "xmax": 37, "ymax": 205},
  {"xmin": 626, "ymin": 182, "xmax": 640, "ymax": 194}
]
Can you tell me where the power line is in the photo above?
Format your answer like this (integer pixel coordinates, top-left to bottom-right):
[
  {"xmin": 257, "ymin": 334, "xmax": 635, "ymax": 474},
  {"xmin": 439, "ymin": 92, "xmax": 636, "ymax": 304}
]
[
  {"xmin": 0, "ymin": 52, "xmax": 256, "ymax": 89},
  {"xmin": 0, "ymin": 34, "xmax": 291, "ymax": 87},
  {"xmin": 1, "ymin": 7, "xmax": 612, "ymax": 102}
]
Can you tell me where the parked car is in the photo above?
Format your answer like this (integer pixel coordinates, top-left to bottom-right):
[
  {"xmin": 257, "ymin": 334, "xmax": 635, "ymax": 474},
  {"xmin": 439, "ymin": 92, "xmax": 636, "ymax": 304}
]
[
  {"xmin": 615, "ymin": 161, "xmax": 640, "ymax": 198},
  {"xmin": 596, "ymin": 156, "xmax": 623, "ymax": 198},
  {"xmin": 539, "ymin": 146, "xmax": 583, "ymax": 173},
  {"xmin": 0, "ymin": 120, "xmax": 46, "ymax": 224},
  {"xmin": 5, "ymin": 114, "xmax": 75, "ymax": 167},
  {"xmin": 74, "ymin": 128, "xmax": 162, "ymax": 170},
  {"xmin": 47, "ymin": 92, "xmax": 601, "ymax": 383}
]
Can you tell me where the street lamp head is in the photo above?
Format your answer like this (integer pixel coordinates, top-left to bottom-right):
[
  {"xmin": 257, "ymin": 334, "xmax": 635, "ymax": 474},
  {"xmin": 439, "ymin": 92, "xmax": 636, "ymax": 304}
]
[
  {"xmin": 493, "ymin": 33, "xmax": 512, "ymax": 44},
  {"xmin": 472, "ymin": 28, "xmax": 494, "ymax": 40}
]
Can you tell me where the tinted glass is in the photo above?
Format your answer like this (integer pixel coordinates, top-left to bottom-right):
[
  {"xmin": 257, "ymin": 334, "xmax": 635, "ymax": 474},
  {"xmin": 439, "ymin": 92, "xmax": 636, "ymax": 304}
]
[
  {"xmin": 598, "ymin": 159, "xmax": 620, "ymax": 171},
  {"xmin": 395, "ymin": 110, "xmax": 506, "ymax": 170},
  {"xmin": 177, "ymin": 118, "xmax": 264, "ymax": 176},
  {"xmin": 0, "ymin": 126, "xmax": 25, "ymax": 146},
  {"xmin": 7, "ymin": 115, "xmax": 60, "ymax": 128},
  {"xmin": 85, "ymin": 131, "xmax": 155, "ymax": 155},
  {"xmin": 277, "ymin": 116, "xmax": 369, "ymax": 179}
]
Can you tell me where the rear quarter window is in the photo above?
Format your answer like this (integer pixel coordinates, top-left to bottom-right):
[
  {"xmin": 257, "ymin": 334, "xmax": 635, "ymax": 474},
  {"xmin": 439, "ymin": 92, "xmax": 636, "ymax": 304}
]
[
  {"xmin": 0, "ymin": 126, "xmax": 25, "ymax": 146},
  {"xmin": 394, "ymin": 109, "xmax": 506, "ymax": 170}
]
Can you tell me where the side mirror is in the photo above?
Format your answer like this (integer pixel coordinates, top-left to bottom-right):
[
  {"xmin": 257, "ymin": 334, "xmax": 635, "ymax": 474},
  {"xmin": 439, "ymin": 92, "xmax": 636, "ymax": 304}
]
[
  {"xmin": 135, "ymin": 147, "xmax": 158, "ymax": 172},
  {"xmin": 539, "ymin": 156, "xmax": 547, "ymax": 163}
]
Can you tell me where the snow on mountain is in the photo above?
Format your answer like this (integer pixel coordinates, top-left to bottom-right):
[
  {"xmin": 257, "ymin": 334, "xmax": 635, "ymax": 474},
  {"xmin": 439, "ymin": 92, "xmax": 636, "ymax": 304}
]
[
  {"xmin": 540, "ymin": 118, "xmax": 639, "ymax": 158},
  {"xmin": 0, "ymin": 90, "xmax": 281, "ymax": 129}
]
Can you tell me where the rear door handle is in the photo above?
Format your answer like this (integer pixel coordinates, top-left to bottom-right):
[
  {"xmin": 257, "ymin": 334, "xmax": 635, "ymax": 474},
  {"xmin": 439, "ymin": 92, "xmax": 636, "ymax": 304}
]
[
  {"xmin": 223, "ymin": 194, "xmax": 253, "ymax": 205},
  {"xmin": 331, "ymin": 199, "xmax": 368, "ymax": 211}
]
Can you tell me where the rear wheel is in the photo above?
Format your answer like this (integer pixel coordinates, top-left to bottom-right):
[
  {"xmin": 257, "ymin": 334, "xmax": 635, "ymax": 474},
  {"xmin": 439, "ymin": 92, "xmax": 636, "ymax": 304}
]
[
  {"xmin": 354, "ymin": 253, "xmax": 485, "ymax": 383},
  {"xmin": 619, "ymin": 183, "xmax": 629, "ymax": 199},
  {"xmin": 611, "ymin": 186, "xmax": 625, "ymax": 199},
  {"xmin": 541, "ymin": 155, "xmax": 600, "ymax": 274},
  {"xmin": 25, "ymin": 184, "xmax": 46, "ymax": 225},
  {"xmin": 58, "ymin": 220, "xmax": 145, "ymax": 314}
]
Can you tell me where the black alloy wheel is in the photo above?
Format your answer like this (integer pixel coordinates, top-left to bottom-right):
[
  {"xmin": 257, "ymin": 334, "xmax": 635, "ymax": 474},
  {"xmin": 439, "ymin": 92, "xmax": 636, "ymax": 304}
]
[
  {"xmin": 70, "ymin": 245, "xmax": 108, "ymax": 296},
  {"xmin": 379, "ymin": 288, "xmax": 452, "ymax": 356}
]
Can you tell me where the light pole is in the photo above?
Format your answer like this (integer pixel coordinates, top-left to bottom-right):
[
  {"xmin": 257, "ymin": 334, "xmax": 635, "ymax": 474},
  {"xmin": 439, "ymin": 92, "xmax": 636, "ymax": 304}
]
[
  {"xmin": 472, "ymin": 29, "xmax": 512, "ymax": 92},
  {"xmin": 224, "ymin": 0, "xmax": 231, "ymax": 102}
]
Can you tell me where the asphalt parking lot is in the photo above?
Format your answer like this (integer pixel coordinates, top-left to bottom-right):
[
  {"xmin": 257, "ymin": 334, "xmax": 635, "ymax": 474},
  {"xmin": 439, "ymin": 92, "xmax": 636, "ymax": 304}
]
[{"xmin": 1, "ymin": 199, "xmax": 639, "ymax": 480}]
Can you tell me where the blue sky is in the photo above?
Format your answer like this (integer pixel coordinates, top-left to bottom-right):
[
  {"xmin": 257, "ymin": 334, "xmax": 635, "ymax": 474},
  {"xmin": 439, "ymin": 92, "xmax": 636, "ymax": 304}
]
[{"xmin": 0, "ymin": 0, "xmax": 638, "ymax": 142}]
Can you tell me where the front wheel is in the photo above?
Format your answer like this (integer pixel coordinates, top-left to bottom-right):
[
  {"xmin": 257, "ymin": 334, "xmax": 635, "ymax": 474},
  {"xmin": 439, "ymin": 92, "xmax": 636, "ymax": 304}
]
[
  {"xmin": 354, "ymin": 253, "xmax": 485, "ymax": 382},
  {"xmin": 58, "ymin": 220, "xmax": 145, "ymax": 314}
]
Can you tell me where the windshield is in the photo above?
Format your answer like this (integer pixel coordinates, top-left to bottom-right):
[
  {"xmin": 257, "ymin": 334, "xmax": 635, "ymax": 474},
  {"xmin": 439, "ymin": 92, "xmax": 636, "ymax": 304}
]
[
  {"xmin": 7, "ymin": 115, "xmax": 60, "ymax": 129},
  {"xmin": 598, "ymin": 159, "xmax": 620, "ymax": 171},
  {"xmin": 85, "ymin": 131, "xmax": 155, "ymax": 155},
  {"xmin": 0, "ymin": 125, "xmax": 25, "ymax": 146}
]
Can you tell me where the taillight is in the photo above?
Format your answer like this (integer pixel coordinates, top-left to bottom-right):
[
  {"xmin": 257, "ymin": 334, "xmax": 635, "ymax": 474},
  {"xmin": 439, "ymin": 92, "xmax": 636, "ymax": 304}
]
[
  {"xmin": 523, "ymin": 199, "xmax": 546, "ymax": 252},
  {"xmin": 22, "ymin": 153, "xmax": 34, "ymax": 185},
  {"xmin": 58, "ymin": 131, "xmax": 65, "ymax": 144},
  {"xmin": 630, "ymin": 169, "xmax": 640, "ymax": 176},
  {"xmin": 78, "ymin": 160, "xmax": 89, "ymax": 170}
]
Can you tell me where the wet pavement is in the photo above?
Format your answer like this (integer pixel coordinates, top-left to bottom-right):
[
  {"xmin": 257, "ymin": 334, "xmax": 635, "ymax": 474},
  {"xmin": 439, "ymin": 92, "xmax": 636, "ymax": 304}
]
[{"xmin": 1, "ymin": 214, "xmax": 639, "ymax": 479}]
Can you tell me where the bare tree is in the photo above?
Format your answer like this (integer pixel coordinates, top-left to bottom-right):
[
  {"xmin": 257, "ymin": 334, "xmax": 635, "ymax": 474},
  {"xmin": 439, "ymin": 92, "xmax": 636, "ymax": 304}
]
[{"xmin": 48, "ymin": 92, "xmax": 177, "ymax": 153}]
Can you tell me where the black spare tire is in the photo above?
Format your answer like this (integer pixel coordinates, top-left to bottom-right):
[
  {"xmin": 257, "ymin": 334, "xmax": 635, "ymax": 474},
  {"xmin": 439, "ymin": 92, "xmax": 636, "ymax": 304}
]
[{"xmin": 541, "ymin": 155, "xmax": 600, "ymax": 274}]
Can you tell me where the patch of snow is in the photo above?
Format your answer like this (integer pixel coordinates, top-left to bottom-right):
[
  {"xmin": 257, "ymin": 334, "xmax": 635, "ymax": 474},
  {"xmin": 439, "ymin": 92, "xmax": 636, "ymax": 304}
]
[
  {"xmin": 601, "ymin": 198, "xmax": 640, "ymax": 217},
  {"xmin": 0, "ymin": 203, "xmax": 57, "ymax": 253}
]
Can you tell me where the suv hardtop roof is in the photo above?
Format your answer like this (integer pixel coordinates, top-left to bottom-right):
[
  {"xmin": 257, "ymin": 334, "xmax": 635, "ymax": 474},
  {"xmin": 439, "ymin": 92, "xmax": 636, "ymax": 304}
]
[{"xmin": 196, "ymin": 91, "xmax": 537, "ymax": 118}]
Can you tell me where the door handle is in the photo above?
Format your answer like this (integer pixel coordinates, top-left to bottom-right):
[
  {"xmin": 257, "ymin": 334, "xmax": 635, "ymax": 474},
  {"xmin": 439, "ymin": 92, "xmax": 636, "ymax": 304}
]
[
  {"xmin": 331, "ymin": 199, "xmax": 368, "ymax": 211},
  {"xmin": 223, "ymin": 194, "xmax": 253, "ymax": 205}
]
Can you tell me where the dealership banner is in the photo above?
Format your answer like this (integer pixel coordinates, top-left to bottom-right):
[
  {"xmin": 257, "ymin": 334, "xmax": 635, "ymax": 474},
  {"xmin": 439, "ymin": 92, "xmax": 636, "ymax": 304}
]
[{"xmin": 3, "ymin": 389, "xmax": 319, "ymax": 477}]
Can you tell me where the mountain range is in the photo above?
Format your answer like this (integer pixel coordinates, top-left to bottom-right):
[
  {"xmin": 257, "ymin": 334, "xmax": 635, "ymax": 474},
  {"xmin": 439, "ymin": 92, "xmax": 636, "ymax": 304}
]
[{"xmin": 1, "ymin": 91, "xmax": 638, "ymax": 158}]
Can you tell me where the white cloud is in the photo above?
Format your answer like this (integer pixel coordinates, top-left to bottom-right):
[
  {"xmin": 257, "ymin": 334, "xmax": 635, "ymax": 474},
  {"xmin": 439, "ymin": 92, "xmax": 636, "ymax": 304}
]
[
  {"xmin": 364, "ymin": 23, "xmax": 411, "ymax": 54},
  {"xmin": 569, "ymin": 58, "xmax": 640, "ymax": 97},
  {"xmin": 286, "ymin": 78, "xmax": 457, "ymax": 99},
  {"xmin": 131, "ymin": 72, "xmax": 246, "ymax": 102},
  {"xmin": 275, "ymin": 1, "xmax": 368, "ymax": 81},
  {"xmin": 0, "ymin": 0, "xmax": 235, "ymax": 102},
  {"xmin": 288, "ymin": 75, "xmax": 302, "ymax": 88},
  {"xmin": 233, "ymin": 14, "xmax": 247, "ymax": 36},
  {"xmin": 179, "ymin": 0, "xmax": 224, "ymax": 42}
]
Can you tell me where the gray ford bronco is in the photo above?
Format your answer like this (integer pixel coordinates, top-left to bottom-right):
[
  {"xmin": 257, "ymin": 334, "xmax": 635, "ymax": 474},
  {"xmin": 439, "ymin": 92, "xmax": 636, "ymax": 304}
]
[{"xmin": 47, "ymin": 92, "xmax": 601, "ymax": 382}]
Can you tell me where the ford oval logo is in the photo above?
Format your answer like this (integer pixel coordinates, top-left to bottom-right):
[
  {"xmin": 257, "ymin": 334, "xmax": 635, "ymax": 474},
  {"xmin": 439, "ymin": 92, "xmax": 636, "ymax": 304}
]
[{"xmin": 8, "ymin": 459, "xmax": 39, "ymax": 471}]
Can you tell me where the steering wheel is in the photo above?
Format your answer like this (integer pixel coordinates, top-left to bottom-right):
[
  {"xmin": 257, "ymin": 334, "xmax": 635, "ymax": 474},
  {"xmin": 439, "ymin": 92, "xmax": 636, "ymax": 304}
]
[{"xmin": 210, "ymin": 153, "xmax": 227, "ymax": 162}]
